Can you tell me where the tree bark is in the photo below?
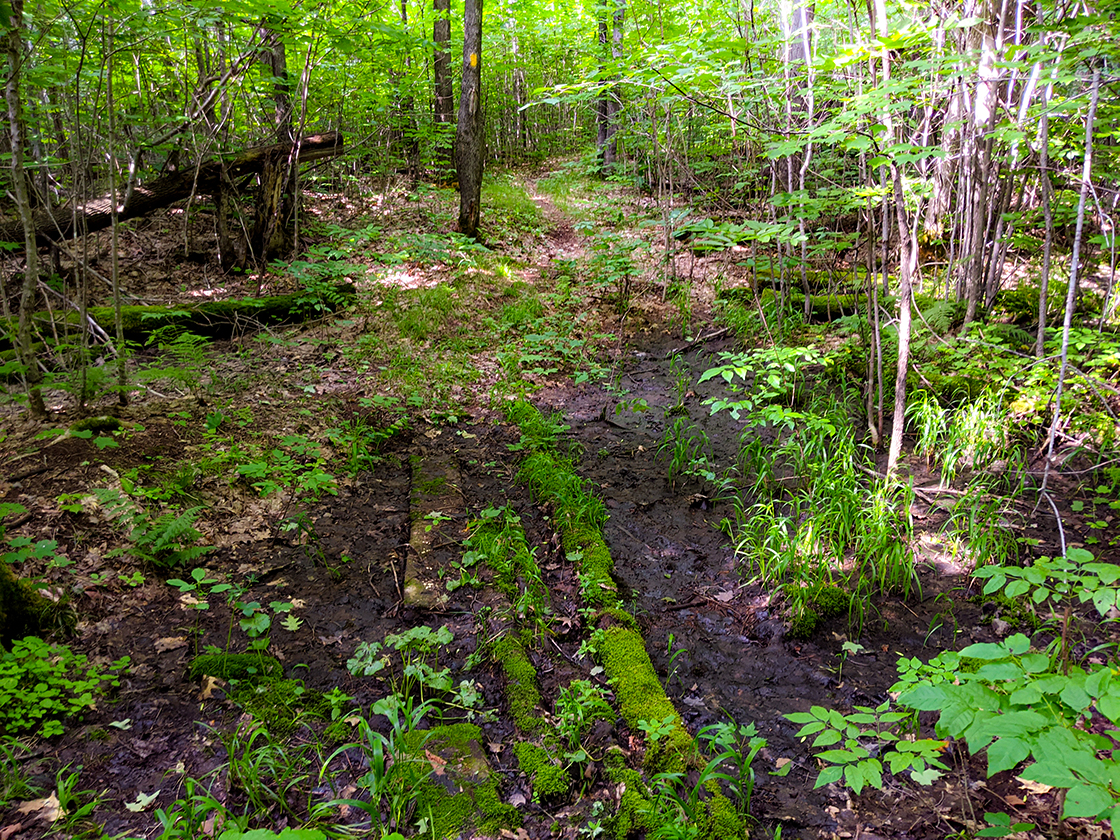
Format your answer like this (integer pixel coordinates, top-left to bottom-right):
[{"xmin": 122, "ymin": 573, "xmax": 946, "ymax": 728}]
[
  {"xmin": 455, "ymin": 0, "xmax": 484, "ymax": 240},
  {"xmin": 433, "ymin": 0, "xmax": 454, "ymax": 169},
  {"xmin": 596, "ymin": 0, "xmax": 625, "ymax": 175},
  {"xmin": 249, "ymin": 23, "xmax": 296, "ymax": 263},
  {"xmin": 0, "ymin": 133, "xmax": 344, "ymax": 250},
  {"xmin": 4, "ymin": 0, "xmax": 47, "ymax": 417}
]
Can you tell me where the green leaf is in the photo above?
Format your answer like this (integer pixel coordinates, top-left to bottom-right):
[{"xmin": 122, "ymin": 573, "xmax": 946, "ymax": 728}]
[
  {"xmin": 812, "ymin": 729, "xmax": 842, "ymax": 748},
  {"xmin": 1061, "ymin": 683, "xmax": 1092, "ymax": 712},
  {"xmin": 958, "ymin": 641, "xmax": 1008, "ymax": 660},
  {"xmin": 814, "ymin": 765, "xmax": 843, "ymax": 788},
  {"xmin": 1097, "ymin": 693, "xmax": 1120, "ymax": 724},
  {"xmin": 898, "ymin": 683, "xmax": 946, "ymax": 710},
  {"xmin": 987, "ymin": 737, "xmax": 1030, "ymax": 775},
  {"xmin": 845, "ymin": 763, "xmax": 866, "ymax": 794},
  {"xmin": 1063, "ymin": 782, "xmax": 1116, "ymax": 819}
]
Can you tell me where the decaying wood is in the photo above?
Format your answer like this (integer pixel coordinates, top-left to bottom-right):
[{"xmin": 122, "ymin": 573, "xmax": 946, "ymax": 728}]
[{"xmin": 0, "ymin": 132, "xmax": 344, "ymax": 250}]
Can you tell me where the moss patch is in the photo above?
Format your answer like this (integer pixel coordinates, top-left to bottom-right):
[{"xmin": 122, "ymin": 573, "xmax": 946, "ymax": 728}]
[
  {"xmin": 597, "ymin": 626, "xmax": 691, "ymax": 774},
  {"xmin": 231, "ymin": 678, "xmax": 327, "ymax": 736},
  {"xmin": 513, "ymin": 741, "xmax": 570, "ymax": 803},
  {"xmin": 492, "ymin": 636, "xmax": 545, "ymax": 734},
  {"xmin": 189, "ymin": 653, "xmax": 283, "ymax": 683},
  {"xmin": 413, "ymin": 723, "xmax": 521, "ymax": 838}
]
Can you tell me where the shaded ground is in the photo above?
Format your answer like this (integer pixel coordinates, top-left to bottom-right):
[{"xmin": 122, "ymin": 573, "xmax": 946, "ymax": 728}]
[{"xmin": 1, "ymin": 169, "xmax": 1115, "ymax": 840}]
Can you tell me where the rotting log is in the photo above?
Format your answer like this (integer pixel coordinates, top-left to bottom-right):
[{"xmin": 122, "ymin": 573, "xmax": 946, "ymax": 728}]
[
  {"xmin": 0, "ymin": 132, "xmax": 344, "ymax": 251},
  {"xmin": 0, "ymin": 282, "xmax": 356, "ymax": 357}
]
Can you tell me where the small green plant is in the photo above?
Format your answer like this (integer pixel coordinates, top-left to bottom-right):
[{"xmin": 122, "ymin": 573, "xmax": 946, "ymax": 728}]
[
  {"xmin": 0, "ymin": 737, "xmax": 39, "ymax": 808},
  {"xmin": 786, "ymin": 702, "xmax": 948, "ymax": 793},
  {"xmin": 68, "ymin": 488, "xmax": 212, "ymax": 570},
  {"xmin": 53, "ymin": 763, "xmax": 106, "ymax": 836},
  {"xmin": 236, "ymin": 435, "xmax": 338, "ymax": 499},
  {"xmin": 324, "ymin": 695, "xmax": 436, "ymax": 835},
  {"xmin": 137, "ymin": 326, "xmax": 211, "ymax": 396},
  {"xmin": 696, "ymin": 718, "xmax": 767, "ymax": 817},
  {"xmin": 555, "ymin": 680, "xmax": 614, "ymax": 749},
  {"xmin": 0, "ymin": 638, "xmax": 130, "ymax": 737}
]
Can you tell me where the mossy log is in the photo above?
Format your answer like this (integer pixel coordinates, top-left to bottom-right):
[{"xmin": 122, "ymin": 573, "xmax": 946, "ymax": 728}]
[
  {"xmin": 0, "ymin": 562, "xmax": 65, "ymax": 649},
  {"xmin": 0, "ymin": 133, "xmax": 344, "ymax": 251},
  {"xmin": 2, "ymin": 283, "xmax": 356, "ymax": 350}
]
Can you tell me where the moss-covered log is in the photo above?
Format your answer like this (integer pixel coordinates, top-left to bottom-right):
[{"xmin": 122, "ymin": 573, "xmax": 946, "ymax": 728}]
[
  {"xmin": 2, "ymin": 283, "xmax": 356, "ymax": 351},
  {"xmin": 0, "ymin": 561, "xmax": 65, "ymax": 649}
]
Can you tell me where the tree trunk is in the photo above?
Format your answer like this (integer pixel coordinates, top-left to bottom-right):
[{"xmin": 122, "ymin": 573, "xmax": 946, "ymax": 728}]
[
  {"xmin": 596, "ymin": 0, "xmax": 625, "ymax": 175},
  {"xmin": 4, "ymin": 0, "xmax": 47, "ymax": 418},
  {"xmin": 250, "ymin": 24, "xmax": 296, "ymax": 264},
  {"xmin": 433, "ymin": 0, "xmax": 454, "ymax": 169},
  {"xmin": 455, "ymin": 0, "xmax": 484, "ymax": 240}
]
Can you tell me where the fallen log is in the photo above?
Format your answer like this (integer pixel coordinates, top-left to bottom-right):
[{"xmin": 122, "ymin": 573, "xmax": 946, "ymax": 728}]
[{"xmin": 0, "ymin": 132, "xmax": 344, "ymax": 250}]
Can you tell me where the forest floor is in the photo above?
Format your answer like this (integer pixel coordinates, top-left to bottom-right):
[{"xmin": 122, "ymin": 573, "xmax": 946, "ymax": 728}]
[{"xmin": 0, "ymin": 164, "xmax": 1115, "ymax": 840}]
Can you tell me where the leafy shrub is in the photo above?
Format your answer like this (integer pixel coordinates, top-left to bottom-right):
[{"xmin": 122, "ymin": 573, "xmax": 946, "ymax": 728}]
[{"xmin": 0, "ymin": 637, "xmax": 130, "ymax": 737}]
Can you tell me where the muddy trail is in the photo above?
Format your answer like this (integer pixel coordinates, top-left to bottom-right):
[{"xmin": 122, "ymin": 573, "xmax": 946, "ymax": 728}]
[
  {"xmin": 2, "ymin": 172, "xmax": 1107, "ymax": 840},
  {"xmin": 4, "ymin": 343, "xmax": 1046, "ymax": 840}
]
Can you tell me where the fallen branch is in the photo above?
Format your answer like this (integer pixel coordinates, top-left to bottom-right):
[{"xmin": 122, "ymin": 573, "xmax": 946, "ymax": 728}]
[{"xmin": 0, "ymin": 132, "xmax": 344, "ymax": 250}]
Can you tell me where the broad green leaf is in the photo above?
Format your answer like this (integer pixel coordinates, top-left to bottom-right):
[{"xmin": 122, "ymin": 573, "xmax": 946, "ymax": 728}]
[
  {"xmin": 845, "ymin": 763, "xmax": 866, "ymax": 794},
  {"xmin": 1004, "ymin": 579, "xmax": 1030, "ymax": 598},
  {"xmin": 898, "ymin": 683, "xmax": 947, "ymax": 710},
  {"xmin": 986, "ymin": 736, "xmax": 1030, "ymax": 775},
  {"xmin": 1061, "ymin": 683, "xmax": 1092, "ymax": 712},
  {"xmin": 1097, "ymin": 693, "xmax": 1120, "ymax": 724},
  {"xmin": 959, "ymin": 642, "xmax": 1008, "ymax": 660},
  {"xmin": 812, "ymin": 729, "xmax": 842, "ymax": 747},
  {"xmin": 814, "ymin": 765, "xmax": 843, "ymax": 788},
  {"xmin": 1063, "ymin": 782, "xmax": 1116, "ymax": 819},
  {"xmin": 1021, "ymin": 760, "xmax": 1079, "ymax": 788}
]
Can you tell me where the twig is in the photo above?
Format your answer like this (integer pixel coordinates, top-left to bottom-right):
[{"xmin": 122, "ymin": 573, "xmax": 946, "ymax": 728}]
[
  {"xmin": 663, "ymin": 327, "xmax": 730, "ymax": 358},
  {"xmin": 1038, "ymin": 489, "xmax": 1067, "ymax": 556}
]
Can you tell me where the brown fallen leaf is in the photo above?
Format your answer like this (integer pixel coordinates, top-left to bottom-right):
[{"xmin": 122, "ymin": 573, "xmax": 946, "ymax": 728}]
[
  {"xmin": 425, "ymin": 750, "xmax": 448, "ymax": 776},
  {"xmin": 199, "ymin": 675, "xmax": 225, "ymax": 700},
  {"xmin": 154, "ymin": 636, "xmax": 188, "ymax": 653},
  {"xmin": 17, "ymin": 792, "xmax": 63, "ymax": 823},
  {"xmin": 0, "ymin": 823, "xmax": 24, "ymax": 840}
]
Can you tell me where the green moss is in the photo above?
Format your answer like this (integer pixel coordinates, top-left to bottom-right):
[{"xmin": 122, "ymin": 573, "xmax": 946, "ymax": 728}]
[
  {"xmin": 70, "ymin": 416, "xmax": 123, "ymax": 433},
  {"xmin": 597, "ymin": 626, "xmax": 690, "ymax": 774},
  {"xmin": 231, "ymin": 678, "xmax": 326, "ymax": 736},
  {"xmin": 811, "ymin": 583, "xmax": 852, "ymax": 619},
  {"xmin": 0, "ymin": 561, "xmax": 68, "ymax": 648},
  {"xmin": 699, "ymin": 788, "xmax": 744, "ymax": 840},
  {"xmin": 514, "ymin": 742, "xmax": 569, "ymax": 803},
  {"xmin": 784, "ymin": 583, "xmax": 851, "ymax": 639},
  {"xmin": 413, "ymin": 723, "xmax": 522, "ymax": 838},
  {"xmin": 563, "ymin": 528, "xmax": 619, "ymax": 607},
  {"xmin": 189, "ymin": 653, "xmax": 283, "ymax": 683},
  {"xmin": 603, "ymin": 748, "xmax": 653, "ymax": 839},
  {"xmin": 473, "ymin": 778, "xmax": 521, "ymax": 834},
  {"xmin": 492, "ymin": 636, "xmax": 545, "ymax": 733}
]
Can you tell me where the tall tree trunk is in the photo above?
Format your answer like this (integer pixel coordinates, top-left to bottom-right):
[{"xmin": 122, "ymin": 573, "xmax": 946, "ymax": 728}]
[
  {"xmin": 596, "ymin": 0, "xmax": 624, "ymax": 175},
  {"xmin": 433, "ymin": 0, "xmax": 454, "ymax": 169},
  {"xmin": 250, "ymin": 23, "xmax": 295, "ymax": 263},
  {"xmin": 4, "ymin": 0, "xmax": 47, "ymax": 418},
  {"xmin": 455, "ymin": 0, "xmax": 484, "ymax": 240}
]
